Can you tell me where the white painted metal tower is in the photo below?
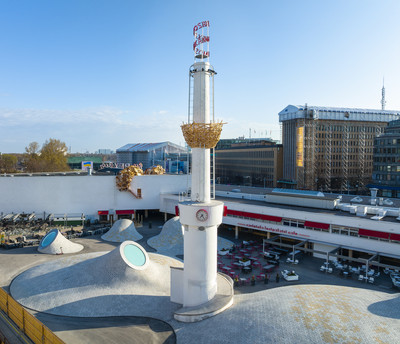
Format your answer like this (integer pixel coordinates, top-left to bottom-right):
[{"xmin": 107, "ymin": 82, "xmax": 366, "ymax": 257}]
[
  {"xmin": 170, "ymin": 21, "xmax": 226, "ymax": 313},
  {"xmin": 381, "ymin": 78, "xmax": 386, "ymax": 110}
]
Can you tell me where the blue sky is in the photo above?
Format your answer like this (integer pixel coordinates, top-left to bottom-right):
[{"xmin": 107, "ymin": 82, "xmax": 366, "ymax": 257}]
[{"xmin": 1, "ymin": 0, "xmax": 399, "ymax": 153}]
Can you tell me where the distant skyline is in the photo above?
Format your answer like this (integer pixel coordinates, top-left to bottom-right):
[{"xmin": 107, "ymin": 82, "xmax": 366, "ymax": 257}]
[{"xmin": 1, "ymin": 0, "xmax": 400, "ymax": 153}]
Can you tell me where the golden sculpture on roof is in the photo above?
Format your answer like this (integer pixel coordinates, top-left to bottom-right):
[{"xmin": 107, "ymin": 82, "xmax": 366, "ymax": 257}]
[{"xmin": 181, "ymin": 121, "xmax": 225, "ymax": 149}]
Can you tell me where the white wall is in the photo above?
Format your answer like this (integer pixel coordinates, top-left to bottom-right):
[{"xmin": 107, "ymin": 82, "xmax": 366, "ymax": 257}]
[{"xmin": 0, "ymin": 174, "xmax": 189, "ymax": 218}]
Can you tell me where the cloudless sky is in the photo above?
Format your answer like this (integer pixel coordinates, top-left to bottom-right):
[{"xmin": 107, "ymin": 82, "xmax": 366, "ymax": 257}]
[{"xmin": 1, "ymin": 0, "xmax": 399, "ymax": 153}]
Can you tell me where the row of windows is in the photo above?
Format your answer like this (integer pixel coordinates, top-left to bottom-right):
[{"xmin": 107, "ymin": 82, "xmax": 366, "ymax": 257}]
[
  {"xmin": 216, "ymin": 159, "xmax": 275, "ymax": 166},
  {"xmin": 316, "ymin": 133, "xmax": 376, "ymax": 140},
  {"xmin": 316, "ymin": 147, "xmax": 373, "ymax": 154},
  {"xmin": 216, "ymin": 151, "xmax": 275, "ymax": 158},
  {"xmin": 315, "ymin": 125, "xmax": 381, "ymax": 133},
  {"xmin": 227, "ymin": 214, "xmax": 400, "ymax": 244},
  {"xmin": 315, "ymin": 140, "xmax": 374, "ymax": 147},
  {"xmin": 377, "ymin": 138, "xmax": 400, "ymax": 145},
  {"xmin": 373, "ymin": 174, "xmax": 400, "ymax": 181},
  {"xmin": 374, "ymin": 148, "xmax": 400, "ymax": 154},
  {"xmin": 317, "ymin": 168, "xmax": 372, "ymax": 175},
  {"xmin": 374, "ymin": 165, "xmax": 400, "ymax": 172},
  {"xmin": 374, "ymin": 157, "xmax": 399, "ymax": 163},
  {"xmin": 317, "ymin": 161, "xmax": 373, "ymax": 167}
]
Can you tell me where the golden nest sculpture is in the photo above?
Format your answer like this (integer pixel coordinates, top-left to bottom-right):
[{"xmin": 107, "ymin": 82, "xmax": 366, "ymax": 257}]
[
  {"xmin": 181, "ymin": 121, "xmax": 225, "ymax": 149},
  {"xmin": 144, "ymin": 165, "xmax": 165, "ymax": 175},
  {"xmin": 116, "ymin": 164, "xmax": 165, "ymax": 192},
  {"xmin": 116, "ymin": 164, "xmax": 143, "ymax": 191}
]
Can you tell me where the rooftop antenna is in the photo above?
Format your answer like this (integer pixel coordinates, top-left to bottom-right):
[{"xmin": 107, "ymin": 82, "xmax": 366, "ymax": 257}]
[{"xmin": 381, "ymin": 78, "xmax": 386, "ymax": 110}]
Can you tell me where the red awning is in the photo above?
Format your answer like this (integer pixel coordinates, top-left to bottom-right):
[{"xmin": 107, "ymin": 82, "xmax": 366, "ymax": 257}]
[
  {"xmin": 226, "ymin": 209, "xmax": 282, "ymax": 223},
  {"xmin": 98, "ymin": 210, "xmax": 109, "ymax": 215},
  {"xmin": 304, "ymin": 221, "xmax": 330, "ymax": 230},
  {"xmin": 359, "ymin": 228, "xmax": 390, "ymax": 239},
  {"xmin": 116, "ymin": 209, "xmax": 135, "ymax": 215}
]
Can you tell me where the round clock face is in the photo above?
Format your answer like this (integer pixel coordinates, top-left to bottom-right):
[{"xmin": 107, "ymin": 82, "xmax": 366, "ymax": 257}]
[{"xmin": 196, "ymin": 209, "xmax": 208, "ymax": 222}]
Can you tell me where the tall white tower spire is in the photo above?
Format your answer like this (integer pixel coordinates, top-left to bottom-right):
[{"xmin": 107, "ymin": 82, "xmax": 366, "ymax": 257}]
[
  {"xmin": 381, "ymin": 78, "xmax": 386, "ymax": 110},
  {"xmin": 170, "ymin": 21, "xmax": 232, "ymax": 322}
]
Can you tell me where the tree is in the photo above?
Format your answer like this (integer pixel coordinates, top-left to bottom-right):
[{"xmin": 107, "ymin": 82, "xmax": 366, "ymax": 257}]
[
  {"xmin": 24, "ymin": 139, "xmax": 70, "ymax": 172},
  {"xmin": 0, "ymin": 154, "xmax": 18, "ymax": 172},
  {"xmin": 40, "ymin": 139, "xmax": 69, "ymax": 172},
  {"xmin": 24, "ymin": 142, "xmax": 42, "ymax": 172}
]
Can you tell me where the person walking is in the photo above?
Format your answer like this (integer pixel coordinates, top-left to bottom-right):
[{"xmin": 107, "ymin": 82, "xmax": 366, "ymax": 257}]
[{"xmin": 276, "ymin": 272, "xmax": 280, "ymax": 283}]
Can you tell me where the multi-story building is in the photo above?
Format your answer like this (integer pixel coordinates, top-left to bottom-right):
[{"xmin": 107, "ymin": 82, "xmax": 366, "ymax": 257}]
[
  {"xmin": 279, "ymin": 105, "xmax": 400, "ymax": 192},
  {"xmin": 371, "ymin": 119, "xmax": 400, "ymax": 198},
  {"xmin": 215, "ymin": 139, "xmax": 282, "ymax": 187}
]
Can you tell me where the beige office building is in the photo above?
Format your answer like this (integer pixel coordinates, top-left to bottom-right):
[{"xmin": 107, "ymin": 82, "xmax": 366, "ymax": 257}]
[{"xmin": 279, "ymin": 105, "xmax": 400, "ymax": 192}]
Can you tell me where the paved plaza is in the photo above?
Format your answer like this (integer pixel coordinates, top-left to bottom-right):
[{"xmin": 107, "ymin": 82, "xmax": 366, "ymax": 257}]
[{"xmin": 1, "ymin": 218, "xmax": 399, "ymax": 344}]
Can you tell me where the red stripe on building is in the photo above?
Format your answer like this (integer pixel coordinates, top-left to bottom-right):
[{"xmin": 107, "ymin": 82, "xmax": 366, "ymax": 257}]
[
  {"xmin": 358, "ymin": 228, "xmax": 390, "ymax": 239},
  {"xmin": 390, "ymin": 233, "xmax": 400, "ymax": 241},
  {"xmin": 98, "ymin": 210, "xmax": 109, "ymax": 215},
  {"xmin": 304, "ymin": 221, "xmax": 330, "ymax": 230},
  {"xmin": 116, "ymin": 209, "xmax": 135, "ymax": 215},
  {"xmin": 226, "ymin": 209, "xmax": 282, "ymax": 222}
]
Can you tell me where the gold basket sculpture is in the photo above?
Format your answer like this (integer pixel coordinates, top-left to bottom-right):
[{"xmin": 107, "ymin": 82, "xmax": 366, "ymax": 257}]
[
  {"xmin": 116, "ymin": 164, "xmax": 144, "ymax": 197},
  {"xmin": 181, "ymin": 121, "xmax": 225, "ymax": 149},
  {"xmin": 144, "ymin": 165, "xmax": 165, "ymax": 175}
]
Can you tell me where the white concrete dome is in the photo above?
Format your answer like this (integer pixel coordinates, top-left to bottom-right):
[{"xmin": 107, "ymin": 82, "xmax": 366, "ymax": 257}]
[
  {"xmin": 10, "ymin": 241, "xmax": 183, "ymax": 317},
  {"xmin": 38, "ymin": 229, "xmax": 84, "ymax": 255},
  {"xmin": 148, "ymin": 216, "xmax": 233, "ymax": 257},
  {"xmin": 101, "ymin": 219, "xmax": 143, "ymax": 242}
]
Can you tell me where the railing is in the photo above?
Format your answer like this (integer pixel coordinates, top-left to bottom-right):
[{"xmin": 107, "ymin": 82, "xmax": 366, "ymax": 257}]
[{"xmin": 0, "ymin": 288, "xmax": 64, "ymax": 344}]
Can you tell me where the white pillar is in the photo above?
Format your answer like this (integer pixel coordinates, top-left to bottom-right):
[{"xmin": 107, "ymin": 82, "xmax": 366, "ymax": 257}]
[
  {"xmin": 183, "ymin": 224, "xmax": 218, "ymax": 306},
  {"xmin": 191, "ymin": 61, "xmax": 211, "ymax": 204},
  {"xmin": 191, "ymin": 148, "xmax": 210, "ymax": 203},
  {"xmin": 178, "ymin": 201, "xmax": 224, "ymax": 307}
]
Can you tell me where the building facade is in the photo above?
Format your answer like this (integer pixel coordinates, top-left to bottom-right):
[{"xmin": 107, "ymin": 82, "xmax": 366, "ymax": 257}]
[
  {"xmin": 279, "ymin": 105, "xmax": 400, "ymax": 192},
  {"xmin": 116, "ymin": 142, "xmax": 189, "ymax": 172},
  {"xmin": 160, "ymin": 188, "xmax": 400, "ymax": 264},
  {"xmin": 371, "ymin": 119, "xmax": 400, "ymax": 198},
  {"xmin": 215, "ymin": 139, "xmax": 283, "ymax": 187}
]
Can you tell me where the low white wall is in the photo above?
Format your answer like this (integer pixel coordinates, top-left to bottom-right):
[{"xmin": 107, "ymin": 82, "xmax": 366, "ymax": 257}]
[{"xmin": 0, "ymin": 174, "xmax": 189, "ymax": 218}]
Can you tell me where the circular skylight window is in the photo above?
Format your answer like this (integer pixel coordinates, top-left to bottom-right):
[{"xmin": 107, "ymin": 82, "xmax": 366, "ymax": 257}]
[
  {"xmin": 40, "ymin": 229, "xmax": 58, "ymax": 248},
  {"xmin": 120, "ymin": 241, "xmax": 149, "ymax": 270}
]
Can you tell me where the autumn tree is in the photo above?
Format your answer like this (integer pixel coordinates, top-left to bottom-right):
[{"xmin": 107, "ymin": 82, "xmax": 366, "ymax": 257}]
[
  {"xmin": 40, "ymin": 139, "xmax": 69, "ymax": 171},
  {"xmin": 0, "ymin": 154, "xmax": 18, "ymax": 173},
  {"xmin": 24, "ymin": 139, "xmax": 70, "ymax": 172},
  {"xmin": 24, "ymin": 142, "xmax": 43, "ymax": 172}
]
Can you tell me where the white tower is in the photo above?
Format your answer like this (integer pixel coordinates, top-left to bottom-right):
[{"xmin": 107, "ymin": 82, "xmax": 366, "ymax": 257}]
[
  {"xmin": 170, "ymin": 21, "xmax": 229, "ymax": 319},
  {"xmin": 381, "ymin": 78, "xmax": 386, "ymax": 110}
]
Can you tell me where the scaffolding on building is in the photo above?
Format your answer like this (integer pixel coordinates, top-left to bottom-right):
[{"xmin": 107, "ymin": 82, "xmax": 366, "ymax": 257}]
[
  {"xmin": 324, "ymin": 121, "xmax": 332, "ymax": 191},
  {"xmin": 279, "ymin": 105, "xmax": 400, "ymax": 193},
  {"xmin": 304, "ymin": 116, "xmax": 317, "ymax": 190},
  {"xmin": 358, "ymin": 122, "xmax": 367, "ymax": 191},
  {"xmin": 341, "ymin": 122, "xmax": 350, "ymax": 193}
]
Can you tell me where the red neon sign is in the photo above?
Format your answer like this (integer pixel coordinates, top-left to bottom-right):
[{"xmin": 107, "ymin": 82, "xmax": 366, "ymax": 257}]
[
  {"xmin": 193, "ymin": 21, "xmax": 210, "ymax": 58},
  {"xmin": 193, "ymin": 21, "xmax": 210, "ymax": 35}
]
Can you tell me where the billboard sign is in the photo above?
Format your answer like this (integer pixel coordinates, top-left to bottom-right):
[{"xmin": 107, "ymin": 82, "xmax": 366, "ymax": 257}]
[
  {"xmin": 296, "ymin": 126, "xmax": 304, "ymax": 167},
  {"xmin": 81, "ymin": 161, "xmax": 93, "ymax": 171}
]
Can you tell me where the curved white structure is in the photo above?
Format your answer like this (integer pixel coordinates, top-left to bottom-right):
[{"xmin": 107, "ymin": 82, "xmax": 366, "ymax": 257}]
[
  {"xmin": 148, "ymin": 216, "xmax": 233, "ymax": 257},
  {"xmin": 10, "ymin": 241, "xmax": 183, "ymax": 317},
  {"xmin": 101, "ymin": 219, "xmax": 143, "ymax": 242},
  {"xmin": 38, "ymin": 229, "xmax": 83, "ymax": 255}
]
